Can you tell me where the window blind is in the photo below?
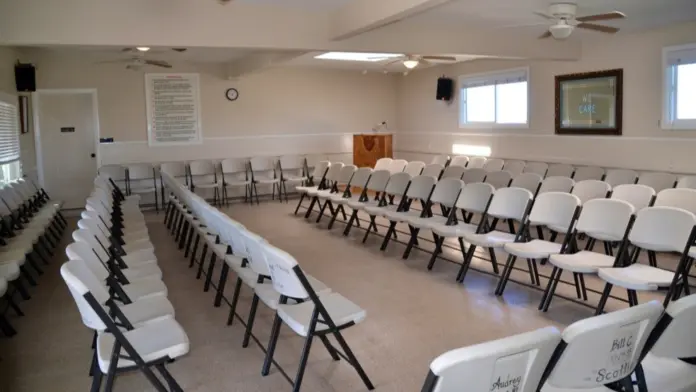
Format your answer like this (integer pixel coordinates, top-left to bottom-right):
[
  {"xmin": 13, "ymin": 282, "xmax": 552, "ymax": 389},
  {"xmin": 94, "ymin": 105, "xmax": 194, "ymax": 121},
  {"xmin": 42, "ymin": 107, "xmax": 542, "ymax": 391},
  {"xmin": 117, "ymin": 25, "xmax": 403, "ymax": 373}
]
[
  {"xmin": 0, "ymin": 99, "xmax": 21, "ymax": 165},
  {"xmin": 461, "ymin": 69, "xmax": 528, "ymax": 89},
  {"xmin": 665, "ymin": 47, "xmax": 696, "ymax": 66}
]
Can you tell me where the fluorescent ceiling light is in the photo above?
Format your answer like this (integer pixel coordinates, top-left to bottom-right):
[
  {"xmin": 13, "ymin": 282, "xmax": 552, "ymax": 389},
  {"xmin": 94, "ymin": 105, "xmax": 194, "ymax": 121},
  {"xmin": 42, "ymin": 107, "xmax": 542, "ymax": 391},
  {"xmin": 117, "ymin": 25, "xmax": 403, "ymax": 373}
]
[
  {"xmin": 136, "ymin": 47, "xmax": 150, "ymax": 52},
  {"xmin": 315, "ymin": 52, "xmax": 403, "ymax": 62},
  {"xmin": 403, "ymin": 59, "xmax": 419, "ymax": 69}
]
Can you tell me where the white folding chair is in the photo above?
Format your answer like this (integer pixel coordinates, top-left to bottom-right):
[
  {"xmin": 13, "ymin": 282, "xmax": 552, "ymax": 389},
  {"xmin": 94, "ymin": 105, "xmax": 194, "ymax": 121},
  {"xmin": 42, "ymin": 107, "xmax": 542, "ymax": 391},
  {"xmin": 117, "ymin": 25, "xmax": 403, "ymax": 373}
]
[
  {"xmin": 421, "ymin": 326, "xmax": 561, "ymax": 392},
  {"xmin": 496, "ymin": 192, "xmax": 581, "ymax": 296},
  {"xmin": 538, "ymin": 176, "xmax": 575, "ymax": 195},
  {"xmin": 611, "ymin": 184, "xmax": 656, "ymax": 211},
  {"xmin": 573, "ymin": 166, "xmax": 605, "ymax": 182},
  {"xmin": 342, "ymin": 170, "xmax": 391, "ymax": 236},
  {"xmin": 422, "ymin": 163, "xmax": 444, "ymax": 179},
  {"xmin": 638, "ymin": 172, "xmax": 678, "ymax": 193},
  {"xmin": 450, "ymin": 156, "xmax": 469, "ymax": 168},
  {"xmin": 307, "ymin": 165, "xmax": 357, "ymax": 222},
  {"xmin": 461, "ymin": 168, "xmax": 487, "ymax": 183},
  {"xmin": 571, "ymin": 180, "xmax": 611, "ymax": 204},
  {"xmin": 484, "ymin": 171, "xmax": 513, "ymax": 190},
  {"xmin": 323, "ymin": 166, "xmax": 371, "ymax": 226},
  {"xmin": 373, "ymin": 157, "xmax": 392, "ymax": 170},
  {"xmin": 189, "ymin": 160, "xmax": 221, "ymax": 206},
  {"xmin": 654, "ymin": 188, "xmax": 696, "ymax": 215},
  {"xmin": 221, "ymin": 158, "xmax": 251, "ymax": 205},
  {"xmin": 279, "ymin": 155, "xmax": 307, "ymax": 202},
  {"xmin": 404, "ymin": 161, "xmax": 426, "ymax": 176},
  {"xmin": 160, "ymin": 162, "xmax": 188, "ymax": 207},
  {"xmin": 523, "ymin": 162, "xmax": 549, "ymax": 177},
  {"xmin": 430, "ymin": 155, "xmax": 450, "ymax": 166},
  {"xmin": 511, "ymin": 173, "xmax": 543, "ymax": 194},
  {"xmin": 468, "ymin": 156, "xmax": 487, "ymax": 169},
  {"xmin": 440, "ymin": 165, "xmax": 466, "ymax": 180},
  {"xmin": 259, "ymin": 244, "xmax": 374, "ymax": 391},
  {"xmin": 605, "ymin": 169, "xmax": 639, "ymax": 187},
  {"xmin": 387, "ymin": 159, "xmax": 408, "ymax": 174},
  {"xmin": 676, "ymin": 175, "xmax": 696, "ymax": 189},
  {"xmin": 362, "ymin": 172, "xmax": 412, "ymax": 243},
  {"xmin": 293, "ymin": 161, "xmax": 331, "ymax": 215},
  {"xmin": 503, "ymin": 160, "xmax": 526, "ymax": 177},
  {"xmin": 249, "ymin": 156, "xmax": 281, "ymax": 204},
  {"xmin": 99, "ymin": 165, "xmax": 128, "ymax": 193},
  {"xmin": 483, "ymin": 158, "xmax": 505, "ymax": 172},
  {"xmin": 126, "ymin": 163, "xmax": 159, "ymax": 211},
  {"xmin": 546, "ymin": 163, "xmax": 575, "ymax": 178},
  {"xmin": 542, "ymin": 199, "xmax": 635, "ymax": 312}
]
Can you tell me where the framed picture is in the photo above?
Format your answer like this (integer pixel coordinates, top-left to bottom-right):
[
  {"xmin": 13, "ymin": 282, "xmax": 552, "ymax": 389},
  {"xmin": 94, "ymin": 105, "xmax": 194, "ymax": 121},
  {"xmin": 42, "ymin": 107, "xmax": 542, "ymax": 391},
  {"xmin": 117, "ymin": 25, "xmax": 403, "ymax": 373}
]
[
  {"xmin": 18, "ymin": 95, "xmax": 29, "ymax": 134},
  {"xmin": 555, "ymin": 68, "xmax": 623, "ymax": 136}
]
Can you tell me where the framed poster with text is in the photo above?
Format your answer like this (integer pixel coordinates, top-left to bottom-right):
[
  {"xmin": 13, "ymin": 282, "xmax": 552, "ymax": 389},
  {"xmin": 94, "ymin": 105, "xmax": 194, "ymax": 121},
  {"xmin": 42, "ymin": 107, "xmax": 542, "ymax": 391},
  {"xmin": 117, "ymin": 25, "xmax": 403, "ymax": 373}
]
[
  {"xmin": 145, "ymin": 73, "xmax": 203, "ymax": 146},
  {"xmin": 555, "ymin": 69, "xmax": 623, "ymax": 136}
]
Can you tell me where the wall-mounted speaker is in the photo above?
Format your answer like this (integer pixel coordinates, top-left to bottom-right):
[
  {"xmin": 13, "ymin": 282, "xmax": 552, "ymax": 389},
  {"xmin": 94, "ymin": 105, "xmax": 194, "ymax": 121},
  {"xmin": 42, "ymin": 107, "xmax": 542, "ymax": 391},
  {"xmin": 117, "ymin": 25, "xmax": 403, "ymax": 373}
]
[
  {"xmin": 436, "ymin": 77, "xmax": 453, "ymax": 101},
  {"xmin": 15, "ymin": 63, "xmax": 36, "ymax": 92}
]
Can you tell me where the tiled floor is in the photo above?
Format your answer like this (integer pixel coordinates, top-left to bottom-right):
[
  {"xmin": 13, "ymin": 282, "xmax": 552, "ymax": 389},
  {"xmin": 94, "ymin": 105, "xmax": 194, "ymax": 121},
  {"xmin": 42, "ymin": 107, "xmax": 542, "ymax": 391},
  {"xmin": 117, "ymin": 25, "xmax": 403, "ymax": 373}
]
[{"xmin": 0, "ymin": 201, "xmax": 667, "ymax": 391}]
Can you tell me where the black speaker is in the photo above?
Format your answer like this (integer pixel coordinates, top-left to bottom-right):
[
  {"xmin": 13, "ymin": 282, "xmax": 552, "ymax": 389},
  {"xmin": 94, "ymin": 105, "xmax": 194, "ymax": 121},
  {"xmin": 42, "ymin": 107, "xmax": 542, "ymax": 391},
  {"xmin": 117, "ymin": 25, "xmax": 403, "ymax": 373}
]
[
  {"xmin": 15, "ymin": 63, "xmax": 36, "ymax": 92},
  {"xmin": 436, "ymin": 77, "xmax": 453, "ymax": 101}
]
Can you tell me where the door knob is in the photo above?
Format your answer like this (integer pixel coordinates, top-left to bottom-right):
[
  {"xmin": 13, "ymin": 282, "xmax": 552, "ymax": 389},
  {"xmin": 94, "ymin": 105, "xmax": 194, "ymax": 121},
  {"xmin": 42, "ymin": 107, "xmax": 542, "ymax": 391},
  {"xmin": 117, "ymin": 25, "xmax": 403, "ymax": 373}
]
[{"xmin": 90, "ymin": 153, "xmax": 96, "ymax": 158}]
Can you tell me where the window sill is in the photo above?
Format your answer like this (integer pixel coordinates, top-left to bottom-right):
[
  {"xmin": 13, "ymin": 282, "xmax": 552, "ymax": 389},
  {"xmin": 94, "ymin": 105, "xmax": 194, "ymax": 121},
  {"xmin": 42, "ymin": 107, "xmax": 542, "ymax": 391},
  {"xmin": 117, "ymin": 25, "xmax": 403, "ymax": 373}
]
[{"xmin": 458, "ymin": 123, "xmax": 530, "ymax": 130}]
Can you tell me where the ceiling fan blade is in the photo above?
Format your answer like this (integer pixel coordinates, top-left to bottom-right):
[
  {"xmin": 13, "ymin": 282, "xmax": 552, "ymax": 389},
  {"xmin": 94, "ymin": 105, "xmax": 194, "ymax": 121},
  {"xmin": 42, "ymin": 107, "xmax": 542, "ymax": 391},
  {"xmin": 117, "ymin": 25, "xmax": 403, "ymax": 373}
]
[
  {"xmin": 144, "ymin": 59, "xmax": 172, "ymax": 68},
  {"xmin": 422, "ymin": 55, "xmax": 456, "ymax": 61},
  {"xmin": 533, "ymin": 11, "xmax": 555, "ymax": 20},
  {"xmin": 577, "ymin": 22, "xmax": 619, "ymax": 34},
  {"xmin": 576, "ymin": 11, "xmax": 625, "ymax": 22},
  {"xmin": 171, "ymin": 48, "xmax": 187, "ymax": 52},
  {"xmin": 121, "ymin": 48, "xmax": 134, "ymax": 52},
  {"xmin": 95, "ymin": 59, "xmax": 132, "ymax": 64},
  {"xmin": 383, "ymin": 59, "xmax": 404, "ymax": 66},
  {"xmin": 538, "ymin": 31, "xmax": 552, "ymax": 39}
]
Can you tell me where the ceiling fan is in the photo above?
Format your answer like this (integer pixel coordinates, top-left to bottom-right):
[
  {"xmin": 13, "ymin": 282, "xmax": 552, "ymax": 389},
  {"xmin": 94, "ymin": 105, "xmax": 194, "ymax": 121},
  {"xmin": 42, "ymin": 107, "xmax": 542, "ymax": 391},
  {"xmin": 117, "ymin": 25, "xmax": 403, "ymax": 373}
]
[
  {"xmin": 121, "ymin": 47, "xmax": 187, "ymax": 53},
  {"xmin": 95, "ymin": 55, "xmax": 173, "ymax": 70},
  {"xmin": 530, "ymin": 3, "xmax": 625, "ymax": 40},
  {"xmin": 384, "ymin": 55, "xmax": 457, "ymax": 70}
]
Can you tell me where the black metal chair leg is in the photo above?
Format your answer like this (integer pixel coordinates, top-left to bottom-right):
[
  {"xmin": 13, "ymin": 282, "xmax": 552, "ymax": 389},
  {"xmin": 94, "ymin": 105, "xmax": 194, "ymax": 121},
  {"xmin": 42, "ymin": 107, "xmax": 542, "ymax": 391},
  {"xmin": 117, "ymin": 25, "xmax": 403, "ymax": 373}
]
[
  {"xmin": 542, "ymin": 268, "xmax": 564, "ymax": 312},
  {"xmin": 0, "ymin": 314, "xmax": 16, "ymax": 337},
  {"xmin": 214, "ymin": 263, "xmax": 229, "ymax": 307},
  {"xmin": 595, "ymin": 283, "xmax": 614, "ymax": 315},
  {"xmin": 456, "ymin": 244, "xmax": 477, "ymax": 283},
  {"xmin": 294, "ymin": 194, "xmax": 306, "ymax": 215},
  {"xmin": 494, "ymin": 255, "xmax": 517, "ymax": 296},
  {"xmin": 226, "ymin": 278, "xmax": 243, "ymax": 326},
  {"xmin": 380, "ymin": 222, "xmax": 396, "ymax": 251},
  {"xmin": 242, "ymin": 294, "xmax": 260, "ymax": 348},
  {"xmin": 427, "ymin": 236, "xmax": 445, "ymax": 270},
  {"xmin": 343, "ymin": 211, "xmax": 358, "ymax": 236},
  {"xmin": 402, "ymin": 227, "xmax": 420, "ymax": 259},
  {"xmin": 13, "ymin": 280, "xmax": 30, "ymax": 300},
  {"xmin": 196, "ymin": 244, "xmax": 209, "ymax": 279},
  {"xmin": 204, "ymin": 253, "xmax": 217, "ymax": 292},
  {"xmin": 261, "ymin": 314, "xmax": 283, "ymax": 376}
]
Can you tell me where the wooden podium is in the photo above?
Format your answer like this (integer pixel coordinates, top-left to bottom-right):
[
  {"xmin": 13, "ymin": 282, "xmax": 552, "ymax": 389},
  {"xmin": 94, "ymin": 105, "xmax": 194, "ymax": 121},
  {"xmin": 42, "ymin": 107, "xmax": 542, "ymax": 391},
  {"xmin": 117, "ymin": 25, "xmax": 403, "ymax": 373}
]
[{"xmin": 353, "ymin": 133, "xmax": 393, "ymax": 168}]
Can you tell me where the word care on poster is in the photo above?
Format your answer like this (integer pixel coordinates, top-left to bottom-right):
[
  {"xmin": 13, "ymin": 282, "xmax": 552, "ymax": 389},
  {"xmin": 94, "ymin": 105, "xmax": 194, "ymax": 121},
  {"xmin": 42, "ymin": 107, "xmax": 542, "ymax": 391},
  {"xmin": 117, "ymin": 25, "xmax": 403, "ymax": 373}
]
[{"xmin": 145, "ymin": 73, "xmax": 202, "ymax": 146}]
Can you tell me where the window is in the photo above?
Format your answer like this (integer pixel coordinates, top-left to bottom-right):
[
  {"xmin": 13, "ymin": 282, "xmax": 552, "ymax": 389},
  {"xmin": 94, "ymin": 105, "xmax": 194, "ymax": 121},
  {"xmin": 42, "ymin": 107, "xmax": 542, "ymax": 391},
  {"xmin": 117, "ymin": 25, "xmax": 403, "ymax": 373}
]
[
  {"xmin": 459, "ymin": 68, "xmax": 528, "ymax": 128},
  {"xmin": 663, "ymin": 44, "xmax": 696, "ymax": 129},
  {"xmin": 0, "ymin": 92, "xmax": 22, "ymax": 183}
]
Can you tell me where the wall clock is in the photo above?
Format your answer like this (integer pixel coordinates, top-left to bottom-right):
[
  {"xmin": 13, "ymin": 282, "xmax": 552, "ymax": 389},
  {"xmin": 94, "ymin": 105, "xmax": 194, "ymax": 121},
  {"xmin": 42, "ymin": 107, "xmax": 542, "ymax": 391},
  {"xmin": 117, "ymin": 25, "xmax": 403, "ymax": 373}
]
[{"xmin": 225, "ymin": 88, "xmax": 239, "ymax": 101}]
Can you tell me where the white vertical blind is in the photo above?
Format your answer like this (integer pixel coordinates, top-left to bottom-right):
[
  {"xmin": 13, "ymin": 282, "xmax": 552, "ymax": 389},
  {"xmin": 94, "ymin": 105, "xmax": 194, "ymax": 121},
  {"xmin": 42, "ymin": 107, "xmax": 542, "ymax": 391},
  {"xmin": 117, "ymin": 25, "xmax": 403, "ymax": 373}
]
[{"xmin": 0, "ymin": 98, "xmax": 20, "ymax": 165}]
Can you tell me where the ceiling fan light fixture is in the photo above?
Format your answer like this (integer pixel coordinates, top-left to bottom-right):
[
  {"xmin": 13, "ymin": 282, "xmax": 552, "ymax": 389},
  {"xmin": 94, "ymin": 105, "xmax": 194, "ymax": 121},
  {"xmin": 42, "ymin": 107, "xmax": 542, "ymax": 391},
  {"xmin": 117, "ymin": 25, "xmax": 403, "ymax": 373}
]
[
  {"xmin": 403, "ymin": 59, "xmax": 419, "ymax": 69},
  {"xmin": 136, "ymin": 47, "xmax": 150, "ymax": 52},
  {"xmin": 549, "ymin": 23, "xmax": 574, "ymax": 39}
]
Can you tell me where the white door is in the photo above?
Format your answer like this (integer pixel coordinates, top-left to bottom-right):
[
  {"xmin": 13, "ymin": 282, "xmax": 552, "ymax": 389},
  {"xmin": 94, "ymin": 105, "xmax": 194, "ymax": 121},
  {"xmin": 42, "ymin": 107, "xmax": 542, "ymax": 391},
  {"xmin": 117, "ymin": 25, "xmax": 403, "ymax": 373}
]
[{"xmin": 36, "ymin": 91, "xmax": 98, "ymax": 209}]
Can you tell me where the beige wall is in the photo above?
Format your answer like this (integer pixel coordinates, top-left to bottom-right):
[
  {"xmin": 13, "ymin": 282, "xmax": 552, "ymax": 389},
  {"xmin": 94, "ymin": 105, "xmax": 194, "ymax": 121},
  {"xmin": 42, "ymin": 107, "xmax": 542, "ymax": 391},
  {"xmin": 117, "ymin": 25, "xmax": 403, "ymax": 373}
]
[
  {"xmin": 26, "ymin": 51, "xmax": 398, "ymax": 165},
  {"xmin": 395, "ymin": 22, "xmax": 696, "ymax": 173}
]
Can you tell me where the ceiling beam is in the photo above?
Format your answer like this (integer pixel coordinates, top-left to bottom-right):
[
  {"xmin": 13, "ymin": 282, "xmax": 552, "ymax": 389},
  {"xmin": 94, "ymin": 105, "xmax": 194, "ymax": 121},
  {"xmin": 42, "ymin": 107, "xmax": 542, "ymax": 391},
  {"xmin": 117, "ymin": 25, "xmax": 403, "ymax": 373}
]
[
  {"xmin": 226, "ymin": 51, "xmax": 307, "ymax": 79},
  {"xmin": 331, "ymin": 0, "xmax": 456, "ymax": 41}
]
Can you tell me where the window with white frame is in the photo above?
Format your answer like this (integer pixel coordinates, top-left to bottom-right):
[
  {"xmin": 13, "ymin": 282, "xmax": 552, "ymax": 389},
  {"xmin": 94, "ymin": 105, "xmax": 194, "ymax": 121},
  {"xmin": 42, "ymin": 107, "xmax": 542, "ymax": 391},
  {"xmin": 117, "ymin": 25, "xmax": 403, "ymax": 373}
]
[
  {"xmin": 459, "ymin": 68, "xmax": 529, "ymax": 128},
  {"xmin": 0, "ymin": 93, "xmax": 22, "ymax": 183},
  {"xmin": 663, "ymin": 44, "xmax": 696, "ymax": 129}
]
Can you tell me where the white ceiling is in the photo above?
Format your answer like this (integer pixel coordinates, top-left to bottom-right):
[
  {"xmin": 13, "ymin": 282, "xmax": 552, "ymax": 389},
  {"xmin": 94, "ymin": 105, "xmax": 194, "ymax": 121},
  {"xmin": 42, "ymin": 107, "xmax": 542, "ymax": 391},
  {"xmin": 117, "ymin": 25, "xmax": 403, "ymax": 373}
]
[
  {"xmin": 232, "ymin": 0, "xmax": 351, "ymax": 10},
  {"xmin": 284, "ymin": 52, "xmax": 492, "ymax": 72},
  {"xmin": 23, "ymin": 46, "xmax": 257, "ymax": 64}
]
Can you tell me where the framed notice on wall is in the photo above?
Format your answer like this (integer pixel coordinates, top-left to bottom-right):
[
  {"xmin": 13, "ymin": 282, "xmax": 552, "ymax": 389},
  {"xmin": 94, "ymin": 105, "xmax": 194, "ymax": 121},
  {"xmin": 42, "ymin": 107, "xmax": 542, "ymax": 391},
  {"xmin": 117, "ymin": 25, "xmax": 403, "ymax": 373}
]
[
  {"xmin": 555, "ymin": 68, "xmax": 623, "ymax": 136},
  {"xmin": 145, "ymin": 73, "xmax": 202, "ymax": 146}
]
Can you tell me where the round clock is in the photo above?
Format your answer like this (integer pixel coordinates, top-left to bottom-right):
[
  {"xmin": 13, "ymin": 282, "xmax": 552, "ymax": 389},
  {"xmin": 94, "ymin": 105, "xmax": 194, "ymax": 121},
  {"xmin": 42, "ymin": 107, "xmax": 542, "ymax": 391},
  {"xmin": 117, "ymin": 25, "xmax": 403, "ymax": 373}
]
[{"xmin": 225, "ymin": 88, "xmax": 239, "ymax": 101}]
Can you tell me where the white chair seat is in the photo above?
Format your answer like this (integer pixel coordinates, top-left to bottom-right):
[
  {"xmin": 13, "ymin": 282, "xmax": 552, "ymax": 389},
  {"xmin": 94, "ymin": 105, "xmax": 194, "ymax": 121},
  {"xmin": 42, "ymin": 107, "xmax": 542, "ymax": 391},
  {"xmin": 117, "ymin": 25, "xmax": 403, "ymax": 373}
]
[
  {"xmin": 122, "ymin": 251, "xmax": 158, "ymax": 266},
  {"xmin": 122, "ymin": 278, "xmax": 168, "ymax": 301},
  {"xmin": 224, "ymin": 180, "xmax": 250, "ymax": 187},
  {"xmin": 123, "ymin": 240, "xmax": 154, "ymax": 254},
  {"xmin": 97, "ymin": 318, "xmax": 189, "ymax": 373},
  {"xmin": 277, "ymin": 292, "xmax": 366, "ymax": 337},
  {"xmin": 211, "ymin": 243, "xmax": 229, "ymax": 258},
  {"xmin": 255, "ymin": 177, "xmax": 279, "ymax": 184},
  {"xmin": 194, "ymin": 183, "xmax": 219, "ymax": 189},
  {"xmin": 404, "ymin": 215, "xmax": 448, "ymax": 229},
  {"xmin": 315, "ymin": 190, "xmax": 340, "ymax": 200},
  {"xmin": 122, "ymin": 263, "xmax": 163, "ymax": 281},
  {"xmin": 0, "ymin": 250, "xmax": 27, "ymax": 265},
  {"xmin": 504, "ymin": 240, "xmax": 562, "ymax": 259},
  {"xmin": 119, "ymin": 296, "xmax": 175, "ymax": 327},
  {"xmin": 430, "ymin": 222, "xmax": 477, "ymax": 237},
  {"xmin": 1, "ymin": 240, "xmax": 34, "ymax": 255},
  {"xmin": 383, "ymin": 209, "xmax": 423, "ymax": 222},
  {"xmin": 237, "ymin": 266, "xmax": 260, "ymax": 288},
  {"xmin": 224, "ymin": 254, "xmax": 244, "ymax": 270},
  {"xmin": 549, "ymin": 251, "xmax": 616, "ymax": 273},
  {"xmin": 363, "ymin": 204, "xmax": 399, "ymax": 217},
  {"xmin": 641, "ymin": 353, "xmax": 696, "ymax": 392},
  {"xmin": 346, "ymin": 199, "xmax": 378, "ymax": 211},
  {"xmin": 597, "ymin": 264, "xmax": 675, "ymax": 291},
  {"xmin": 0, "ymin": 262, "xmax": 20, "ymax": 281},
  {"xmin": 284, "ymin": 175, "xmax": 307, "ymax": 182},
  {"xmin": 296, "ymin": 186, "xmax": 319, "ymax": 194},
  {"xmin": 331, "ymin": 195, "xmax": 359, "ymax": 204},
  {"xmin": 305, "ymin": 188, "xmax": 325, "ymax": 196},
  {"xmin": 255, "ymin": 275, "xmax": 331, "ymax": 310}
]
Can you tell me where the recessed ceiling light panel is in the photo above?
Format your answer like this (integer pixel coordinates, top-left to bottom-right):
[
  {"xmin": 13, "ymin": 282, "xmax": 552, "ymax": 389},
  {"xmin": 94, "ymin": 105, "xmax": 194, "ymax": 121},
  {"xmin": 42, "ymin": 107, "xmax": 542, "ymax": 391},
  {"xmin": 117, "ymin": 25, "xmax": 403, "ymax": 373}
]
[{"xmin": 314, "ymin": 52, "xmax": 403, "ymax": 62}]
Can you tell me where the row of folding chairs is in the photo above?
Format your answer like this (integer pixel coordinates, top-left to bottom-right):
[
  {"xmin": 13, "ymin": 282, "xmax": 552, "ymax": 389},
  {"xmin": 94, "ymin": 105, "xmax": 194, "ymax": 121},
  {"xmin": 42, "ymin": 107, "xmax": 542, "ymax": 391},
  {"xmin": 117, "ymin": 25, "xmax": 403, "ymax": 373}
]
[
  {"xmin": 160, "ymin": 170, "xmax": 374, "ymax": 392},
  {"xmin": 429, "ymin": 154, "xmax": 696, "ymax": 188},
  {"xmin": 59, "ymin": 175, "xmax": 190, "ymax": 391},
  {"xmin": 293, "ymin": 161, "xmax": 696, "ymax": 315},
  {"xmin": 423, "ymin": 297, "xmax": 696, "ymax": 392},
  {"xmin": 0, "ymin": 179, "xmax": 66, "ymax": 338}
]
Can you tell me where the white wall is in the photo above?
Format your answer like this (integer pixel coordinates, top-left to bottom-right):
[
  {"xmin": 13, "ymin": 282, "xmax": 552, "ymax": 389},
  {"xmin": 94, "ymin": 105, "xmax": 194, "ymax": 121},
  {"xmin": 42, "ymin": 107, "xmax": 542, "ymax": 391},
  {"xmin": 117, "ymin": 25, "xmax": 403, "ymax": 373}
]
[
  {"xmin": 25, "ymin": 51, "xmax": 398, "ymax": 165},
  {"xmin": 395, "ymin": 22, "xmax": 696, "ymax": 173}
]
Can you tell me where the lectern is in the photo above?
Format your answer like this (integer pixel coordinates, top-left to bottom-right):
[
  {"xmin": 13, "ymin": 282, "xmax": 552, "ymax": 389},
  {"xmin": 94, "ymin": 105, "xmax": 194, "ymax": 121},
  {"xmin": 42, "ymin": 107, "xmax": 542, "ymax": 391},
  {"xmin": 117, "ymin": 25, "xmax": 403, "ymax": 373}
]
[{"xmin": 353, "ymin": 133, "xmax": 393, "ymax": 168}]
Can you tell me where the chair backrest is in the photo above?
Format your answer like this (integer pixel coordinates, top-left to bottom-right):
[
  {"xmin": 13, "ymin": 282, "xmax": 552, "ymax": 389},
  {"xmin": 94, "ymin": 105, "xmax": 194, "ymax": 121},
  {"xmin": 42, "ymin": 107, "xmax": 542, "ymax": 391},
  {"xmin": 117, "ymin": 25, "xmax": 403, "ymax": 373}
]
[
  {"xmin": 189, "ymin": 160, "xmax": 217, "ymax": 176},
  {"xmin": 573, "ymin": 166, "xmax": 605, "ymax": 182},
  {"xmin": 65, "ymin": 240, "xmax": 109, "ymax": 280},
  {"xmin": 482, "ymin": 158, "xmax": 504, "ymax": 172},
  {"xmin": 335, "ymin": 165, "xmax": 359, "ymax": 186},
  {"xmin": 487, "ymin": 186, "xmax": 536, "ymax": 223},
  {"xmin": 523, "ymin": 162, "xmax": 548, "ymax": 177},
  {"xmin": 421, "ymin": 163, "xmax": 443, "ymax": 179},
  {"xmin": 221, "ymin": 158, "xmax": 248, "ymax": 174},
  {"xmin": 543, "ymin": 301, "xmax": 664, "ymax": 389},
  {"xmin": 546, "ymin": 163, "xmax": 575, "ymax": 178},
  {"xmin": 98, "ymin": 165, "xmax": 127, "ymax": 181},
  {"xmin": 310, "ymin": 161, "xmax": 331, "ymax": 180},
  {"xmin": 279, "ymin": 155, "xmax": 303, "ymax": 171},
  {"xmin": 60, "ymin": 260, "xmax": 110, "ymax": 331},
  {"xmin": 365, "ymin": 169, "xmax": 391, "ymax": 192},
  {"xmin": 431, "ymin": 155, "xmax": 450, "ymax": 166},
  {"xmin": 510, "ymin": 173, "xmax": 543, "ymax": 194},
  {"xmin": 677, "ymin": 175, "xmax": 696, "ymax": 190},
  {"xmin": 403, "ymin": 161, "xmax": 426, "ymax": 177},
  {"xmin": 650, "ymin": 294, "xmax": 696, "ymax": 360},
  {"xmin": 461, "ymin": 168, "xmax": 487, "ymax": 184},
  {"xmin": 454, "ymin": 183, "xmax": 494, "ymax": 214},
  {"xmin": 263, "ymin": 243, "xmax": 309, "ymax": 299},
  {"xmin": 637, "ymin": 172, "xmax": 677, "ymax": 193},
  {"xmin": 346, "ymin": 167, "xmax": 372, "ymax": 189},
  {"xmin": 240, "ymin": 229, "xmax": 271, "ymax": 276},
  {"xmin": 250, "ymin": 156, "xmax": 275, "ymax": 173},
  {"xmin": 324, "ymin": 162, "xmax": 345, "ymax": 182},
  {"xmin": 305, "ymin": 154, "xmax": 327, "ymax": 170},
  {"xmin": 374, "ymin": 157, "xmax": 393, "ymax": 171},
  {"xmin": 527, "ymin": 192, "xmax": 581, "ymax": 230},
  {"xmin": 423, "ymin": 326, "xmax": 561, "ymax": 392},
  {"xmin": 502, "ymin": 160, "xmax": 526, "ymax": 177},
  {"xmin": 628, "ymin": 206, "xmax": 696, "ymax": 252},
  {"xmin": 441, "ymin": 165, "xmax": 466, "ymax": 180},
  {"xmin": 538, "ymin": 176, "xmax": 575, "ymax": 195},
  {"xmin": 126, "ymin": 163, "xmax": 154, "ymax": 181},
  {"xmin": 604, "ymin": 169, "xmax": 638, "ymax": 187},
  {"xmin": 571, "ymin": 180, "xmax": 611, "ymax": 204},
  {"xmin": 484, "ymin": 171, "xmax": 513, "ymax": 190},
  {"xmin": 575, "ymin": 199, "xmax": 635, "ymax": 241},
  {"xmin": 654, "ymin": 188, "xmax": 696, "ymax": 215},
  {"xmin": 611, "ymin": 184, "xmax": 655, "ymax": 211},
  {"xmin": 430, "ymin": 178, "xmax": 465, "ymax": 207},
  {"xmin": 160, "ymin": 162, "xmax": 188, "ymax": 179},
  {"xmin": 450, "ymin": 156, "xmax": 469, "ymax": 168},
  {"xmin": 387, "ymin": 159, "xmax": 408, "ymax": 174},
  {"xmin": 467, "ymin": 156, "xmax": 487, "ymax": 169},
  {"xmin": 383, "ymin": 172, "xmax": 412, "ymax": 197},
  {"xmin": 406, "ymin": 175, "xmax": 437, "ymax": 200}
]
